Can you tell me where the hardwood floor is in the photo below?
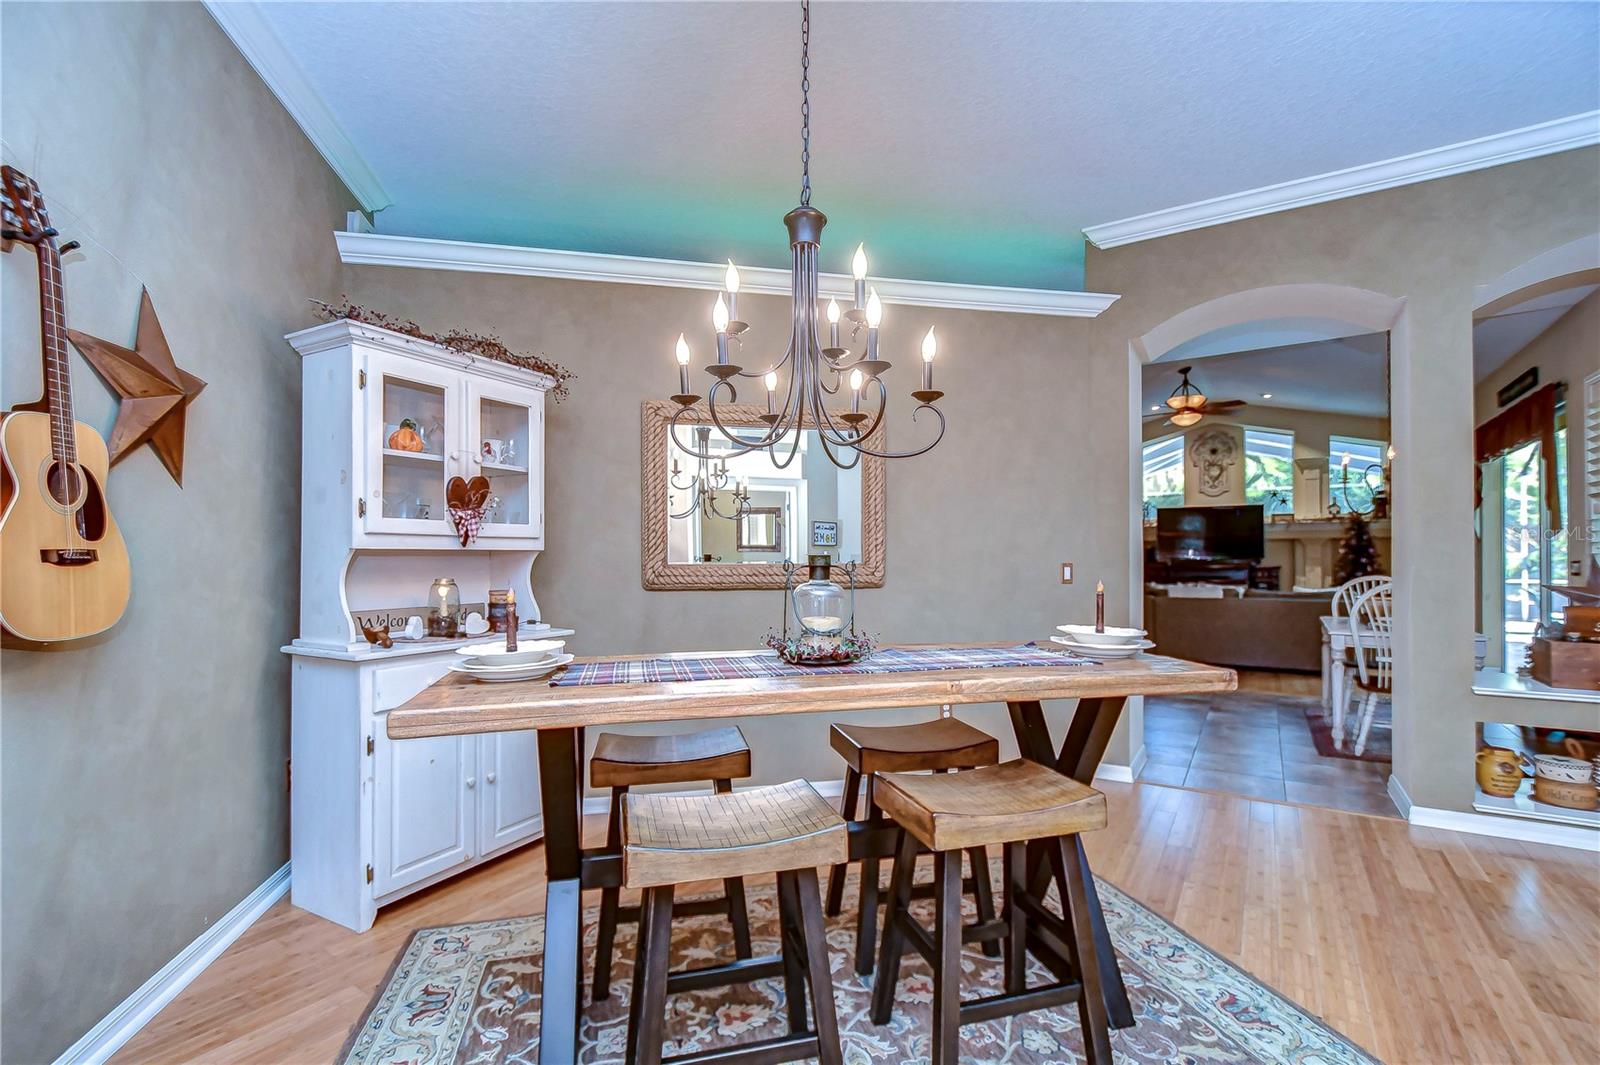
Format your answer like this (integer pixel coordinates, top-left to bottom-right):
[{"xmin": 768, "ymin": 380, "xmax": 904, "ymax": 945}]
[
  {"xmin": 1140, "ymin": 669, "xmax": 1400, "ymax": 817},
  {"xmin": 113, "ymin": 782, "xmax": 1598, "ymax": 1065}
]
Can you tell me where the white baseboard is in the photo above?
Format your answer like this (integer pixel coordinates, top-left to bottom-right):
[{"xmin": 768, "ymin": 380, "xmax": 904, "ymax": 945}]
[
  {"xmin": 53, "ymin": 862, "xmax": 292, "ymax": 1065},
  {"xmin": 1389, "ymin": 774, "xmax": 1596, "ymax": 852}
]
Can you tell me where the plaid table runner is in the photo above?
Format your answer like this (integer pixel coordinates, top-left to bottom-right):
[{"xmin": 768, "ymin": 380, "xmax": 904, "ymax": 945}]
[{"xmin": 550, "ymin": 643, "xmax": 1091, "ymax": 687}]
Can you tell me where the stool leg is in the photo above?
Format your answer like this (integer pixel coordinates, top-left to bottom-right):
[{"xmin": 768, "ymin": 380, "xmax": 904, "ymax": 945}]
[
  {"xmin": 776, "ymin": 870, "xmax": 809, "ymax": 1034},
  {"xmin": 854, "ymin": 776, "xmax": 883, "ymax": 976},
  {"xmin": 965, "ymin": 845, "xmax": 1001, "ymax": 958},
  {"xmin": 1057, "ymin": 836, "xmax": 1112, "ymax": 1065},
  {"xmin": 825, "ymin": 767, "xmax": 861, "ymax": 916},
  {"xmin": 712, "ymin": 779, "xmax": 753, "ymax": 960},
  {"xmin": 593, "ymin": 785, "xmax": 628, "ymax": 1003},
  {"xmin": 628, "ymin": 884, "xmax": 674, "ymax": 1065},
  {"xmin": 931, "ymin": 849, "xmax": 963, "ymax": 1065},
  {"xmin": 1002, "ymin": 841, "xmax": 1027, "ymax": 995},
  {"xmin": 870, "ymin": 829, "xmax": 917, "ymax": 1025},
  {"xmin": 794, "ymin": 867, "xmax": 844, "ymax": 1065}
]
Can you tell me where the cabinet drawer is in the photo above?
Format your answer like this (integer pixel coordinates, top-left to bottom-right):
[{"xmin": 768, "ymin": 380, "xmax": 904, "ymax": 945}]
[{"xmin": 372, "ymin": 658, "xmax": 454, "ymax": 713}]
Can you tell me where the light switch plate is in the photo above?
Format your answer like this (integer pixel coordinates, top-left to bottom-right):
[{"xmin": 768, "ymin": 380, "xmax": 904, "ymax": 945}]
[{"xmin": 1060, "ymin": 562, "xmax": 1074, "ymax": 584}]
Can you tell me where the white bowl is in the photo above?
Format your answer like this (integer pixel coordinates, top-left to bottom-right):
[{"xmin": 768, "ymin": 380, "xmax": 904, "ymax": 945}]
[
  {"xmin": 1056, "ymin": 624, "xmax": 1147, "ymax": 647},
  {"xmin": 1050, "ymin": 636, "xmax": 1155, "ymax": 658},
  {"xmin": 456, "ymin": 638, "xmax": 564, "ymax": 667}
]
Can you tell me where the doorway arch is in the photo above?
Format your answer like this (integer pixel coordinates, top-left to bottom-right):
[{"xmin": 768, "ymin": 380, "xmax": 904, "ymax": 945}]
[{"xmin": 1123, "ymin": 283, "xmax": 1410, "ymax": 795}]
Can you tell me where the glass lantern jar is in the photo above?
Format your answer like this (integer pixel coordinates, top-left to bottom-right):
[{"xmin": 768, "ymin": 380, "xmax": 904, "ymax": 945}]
[
  {"xmin": 791, "ymin": 555, "xmax": 851, "ymax": 645},
  {"xmin": 428, "ymin": 577, "xmax": 462, "ymax": 638}
]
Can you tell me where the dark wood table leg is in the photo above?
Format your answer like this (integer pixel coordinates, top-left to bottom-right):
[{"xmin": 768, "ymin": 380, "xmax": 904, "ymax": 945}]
[
  {"xmin": 536, "ymin": 726, "xmax": 586, "ymax": 1063},
  {"xmin": 1006, "ymin": 698, "xmax": 1135, "ymax": 1030}
]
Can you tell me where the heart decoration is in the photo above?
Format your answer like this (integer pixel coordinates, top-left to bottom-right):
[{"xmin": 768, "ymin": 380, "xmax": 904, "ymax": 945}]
[{"xmin": 446, "ymin": 475, "xmax": 492, "ymax": 547}]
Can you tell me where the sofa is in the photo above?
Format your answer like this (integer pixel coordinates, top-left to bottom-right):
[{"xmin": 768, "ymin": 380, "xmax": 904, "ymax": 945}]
[{"xmin": 1144, "ymin": 588, "xmax": 1329, "ymax": 672}]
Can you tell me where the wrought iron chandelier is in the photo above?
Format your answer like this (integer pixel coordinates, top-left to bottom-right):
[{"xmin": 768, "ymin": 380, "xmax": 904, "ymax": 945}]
[
  {"xmin": 669, "ymin": 425, "xmax": 752, "ymax": 521},
  {"xmin": 665, "ymin": 0, "xmax": 945, "ymax": 471}
]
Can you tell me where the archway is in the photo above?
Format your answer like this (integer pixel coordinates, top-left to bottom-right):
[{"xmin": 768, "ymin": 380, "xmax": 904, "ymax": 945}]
[{"xmin": 1122, "ymin": 283, "xmax": 1411, "ymax": 805}]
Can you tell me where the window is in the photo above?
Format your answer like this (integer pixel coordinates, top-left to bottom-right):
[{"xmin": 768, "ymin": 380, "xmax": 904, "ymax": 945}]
[
  {"xmin": 1142, "ymin": 435, "xmax": 1184, "ymax": 513},
  {"xmin": 1329, "ymin": 435, "xmax": 1387, "ymax": 515},
  {"xmin": 1244, "ymin": 428, "xmax": 1294, "ymax": 516}
]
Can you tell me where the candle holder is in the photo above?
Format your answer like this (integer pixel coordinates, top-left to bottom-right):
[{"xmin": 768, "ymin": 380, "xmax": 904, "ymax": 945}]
[{"xmin": 767, "ymin": 555, "xmax": 874, "ymax": 665}]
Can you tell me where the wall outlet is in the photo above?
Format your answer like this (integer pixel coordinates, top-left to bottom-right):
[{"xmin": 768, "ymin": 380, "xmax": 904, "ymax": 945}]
[{"xmin": 1060, "ymin": 562, "xmax": 1074, "ymax": 584}]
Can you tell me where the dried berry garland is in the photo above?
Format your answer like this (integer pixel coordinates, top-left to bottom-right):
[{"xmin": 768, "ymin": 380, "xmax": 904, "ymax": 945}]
[{"xmin": 310, "ymin": 297, "xmax": 573, "ymax": 402}]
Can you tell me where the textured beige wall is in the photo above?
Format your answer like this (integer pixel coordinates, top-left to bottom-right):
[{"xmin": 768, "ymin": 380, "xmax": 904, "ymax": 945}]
[
  {"xmin": 339, "ymin": 265, "xmax": 1133, "ymax": 784},
  {"xmin": 0, "ymin": 4, "xmax": 352, "ymax": 1060},
  {"xmin": 1087, "ymin": 148, "xmax": 1600, "ymax": 813}
]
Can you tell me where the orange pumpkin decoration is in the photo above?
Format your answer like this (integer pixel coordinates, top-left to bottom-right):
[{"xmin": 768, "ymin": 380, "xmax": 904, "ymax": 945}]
[{"xmin": 388, "ymin": 418, "xmax": 424, "ymax": 452}]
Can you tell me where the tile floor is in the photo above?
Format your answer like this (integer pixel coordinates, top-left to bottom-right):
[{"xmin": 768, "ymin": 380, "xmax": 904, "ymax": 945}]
[{"xmin": 1138, "ymin": 670, "xmax": 1400, "ymax": 818}]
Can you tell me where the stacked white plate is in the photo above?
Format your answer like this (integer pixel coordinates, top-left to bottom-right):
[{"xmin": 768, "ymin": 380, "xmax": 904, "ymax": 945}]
[
  {"xmin": 450, "ymin": 639, "xmax": 573, "ymax": 683},
  {"xmin": 1051, "ymin": 624, "xmax": 1154, "ymax": 659}
]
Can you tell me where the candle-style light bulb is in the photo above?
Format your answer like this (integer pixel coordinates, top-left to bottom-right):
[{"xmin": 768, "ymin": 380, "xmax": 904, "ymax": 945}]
[
  {"xmin": 851, "ymin": 244, "xmax": 868, "ymax": 308},
  {"xmin": 865, "ymin": 288, "xmax": 882, "ymax": 328},
  {"xmin": 826, "ymin": 297, "xmax": 841, "ymax": 348},
  {"xmin": 674, "ymin": 333, "xmax": 691, "ymax": 394},
  {"xmin": 712, "ymin": 294, "xmax": 731, "ymax": 365},
  {"xmin": 764, "ymin": 369, "xmax": 778, "ymax": 415},
  {"xmin": 920, "ymin": 326, "xmax": 937, "ymax": 390},
  {"xmin": 1385, "ymin": 443, "xmax": 1396, "ymax": 461},
  {"xmin": 725, "ymin": 260, "xmax": 741, "ymax": 321},
  {"xmin": 849, "ymin": 368, "xmax": 863, "ymax": 414}
]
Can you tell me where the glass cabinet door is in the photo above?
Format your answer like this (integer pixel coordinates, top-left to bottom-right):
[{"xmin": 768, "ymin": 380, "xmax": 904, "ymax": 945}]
[
  {"xmin": 467, "ymin": 382, "xmax": 543, "ymax": 539},
  {"xmin": 365, "ymin": 354, "xmax": 459, "ymax": 536}
]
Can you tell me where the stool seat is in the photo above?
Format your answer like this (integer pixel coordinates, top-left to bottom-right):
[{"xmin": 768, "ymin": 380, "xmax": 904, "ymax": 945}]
[
  {"xmin": 875, "ymin": 759, "xmax": 1107, "ymax": 852},
  {"xmin": 623, "ymin": 779, "xmax": 847, "ymax": 890},
  {"xmin": 829, "ymin": 717, "xmax": 999, "ymax": 775},
  {"xmin": 591, "ymin": 725, "xmax": 751, "ymax": 788}
]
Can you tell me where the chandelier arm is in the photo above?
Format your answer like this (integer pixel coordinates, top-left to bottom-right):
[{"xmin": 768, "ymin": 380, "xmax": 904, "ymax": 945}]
[
  {"xmin": 843, "ymin": 402, "xmax": 947, "ymax": 460},
  {"xmin": 668, "ymin": 487, "xmax": 701, "ymax": 520},
  {"xmin": 669, "ymin": 393, "xmax": 775, "ymax": 458},
  {"xmin": 813, "ymin": 425, "xmax": 864, "ymax": 470},
  {"xmin": 813, "ymin": 371, "xmax": 887, "ymax": 446}
]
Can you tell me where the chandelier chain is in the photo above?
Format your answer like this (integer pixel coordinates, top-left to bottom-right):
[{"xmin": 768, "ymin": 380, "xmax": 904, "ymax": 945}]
[{"xmin": 799, "ymin": 0, "xmax": 811, "ymax": 206}]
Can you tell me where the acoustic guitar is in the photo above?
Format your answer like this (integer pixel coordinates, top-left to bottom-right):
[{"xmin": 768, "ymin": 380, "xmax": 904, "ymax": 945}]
[{"xmin": 0, "ymin": 166, "xmax": 130, "ymax": 641}]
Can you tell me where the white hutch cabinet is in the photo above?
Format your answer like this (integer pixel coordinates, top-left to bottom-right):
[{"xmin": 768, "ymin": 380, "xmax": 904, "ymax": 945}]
[{"xmin": 282, "ymin": 320, "xmax": 571, "ymax": 932}]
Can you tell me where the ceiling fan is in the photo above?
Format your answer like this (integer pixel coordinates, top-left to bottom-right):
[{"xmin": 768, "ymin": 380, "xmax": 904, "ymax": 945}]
[{"xmin": 1144, "ymin": 365, "xmax": 1248, "ymax": 427}]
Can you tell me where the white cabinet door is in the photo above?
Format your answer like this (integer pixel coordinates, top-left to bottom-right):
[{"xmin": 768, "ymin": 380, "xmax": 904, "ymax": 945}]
[
  {"xmin": 374, "ymin": 731, "xmax": 477, "ymax": 896},
  {"xmin": 371, "ymin": 657, "xmax": 476, "ymax": 896},
  {"xmin": 478, "ymin": 731, "xmax": 544, "ymax": 856},
  {"xmin": 362, "ymin": 350, "xmax": 465, "ymax": 539},
  {"xmin": 466, "ymin": 380, "xmax": 544, "ymax": 540}
]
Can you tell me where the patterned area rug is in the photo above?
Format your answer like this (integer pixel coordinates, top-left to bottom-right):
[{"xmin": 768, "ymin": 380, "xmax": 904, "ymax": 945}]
[
  {"xmin": 342, "ymin": 867, "xmax": 1378, "ymax": 1064},
  {"xmin": 1303, "ymin": 701, "xmax": 1391, "ymax": 762}
]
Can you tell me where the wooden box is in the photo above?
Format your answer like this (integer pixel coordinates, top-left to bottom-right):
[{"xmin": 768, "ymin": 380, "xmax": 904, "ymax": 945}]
[
  {"xmin": 1530, "ymin": 638, "xmax": 1600, "ymax": 691},
  {"xmin": 1563, "ymin": 605, "xmax": 1600, "ymax": 641}
]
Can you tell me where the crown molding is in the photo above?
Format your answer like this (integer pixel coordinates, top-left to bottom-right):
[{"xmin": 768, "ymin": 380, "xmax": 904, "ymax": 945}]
[
  {"xmin": 204, "ymin": 1, "xmax": 391, "ymax": 213},
  {"xmin": 334, "ymin": 231, "xmax": 1120, "ymax": 318},
  {"xmin": 1085, "ymin": 111, "xmax": 1600, "ymax": 250}
]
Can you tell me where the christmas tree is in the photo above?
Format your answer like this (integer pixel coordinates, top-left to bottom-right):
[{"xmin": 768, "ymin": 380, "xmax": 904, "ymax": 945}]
[{"xmin": 1334, "ymin": 513, "xmax": 1383, "ymax": 585}]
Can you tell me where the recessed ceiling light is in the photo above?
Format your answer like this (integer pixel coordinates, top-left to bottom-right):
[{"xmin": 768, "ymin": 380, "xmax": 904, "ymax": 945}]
[{"xmin": 1260, "ymin": 392, "xmax": 1273, "ymax": 399}]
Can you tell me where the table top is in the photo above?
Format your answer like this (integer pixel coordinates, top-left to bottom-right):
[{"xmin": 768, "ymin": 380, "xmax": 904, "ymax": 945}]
[{"xmin": 387, "ymin": 644, "xmax": 1238, "ymax": 738}]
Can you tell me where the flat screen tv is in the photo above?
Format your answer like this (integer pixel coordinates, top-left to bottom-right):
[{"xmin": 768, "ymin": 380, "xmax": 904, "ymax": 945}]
[{"xmin": 1155, "ymin": 504, "xmax": 1265, "ymax": 562}]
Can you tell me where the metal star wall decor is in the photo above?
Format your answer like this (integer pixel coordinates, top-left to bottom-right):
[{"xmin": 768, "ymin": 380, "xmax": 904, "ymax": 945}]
[{"xmin": 67, "ymin": 288, "xmax": 205, "ymax": 485}]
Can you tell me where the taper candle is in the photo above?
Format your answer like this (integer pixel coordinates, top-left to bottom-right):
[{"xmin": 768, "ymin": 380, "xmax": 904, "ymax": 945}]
[
  {"xmin": 921, "ymin": 326, "xmax": 937, "ymax": 390},
  {"xmin": 826, "ymin": 298, "xmax": 841, "ymax": 347},
  {"xmin": 851, "ymin": 244, "xmax": 867, "ymax": 308},
  {"xmin": 849, "ymin": 368, "xmax": 863, "ymax": 413},
  {"xmin": 1095, "ymin": 580, "xmax": 1105, "ymax": 633},
  {"xmin": 765, "ymin": 370, "xmax": 778, "ymax": 413},
  {"xmin": 713, "ymin": 294, "xmax": 730, "ymax": 363},
  {"xmin": 674, "ymin": 333, "xmax": 691, "ymax": 393},
  {"xmin": 865, "ymin": 287, "xmax": 882, "ymax": 360}
]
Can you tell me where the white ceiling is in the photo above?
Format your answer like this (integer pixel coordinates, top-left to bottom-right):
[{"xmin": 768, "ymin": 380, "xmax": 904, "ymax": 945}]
[
  {"xmin": 1142, "ymin": 333, "xmax": 1390, "ymax": 419},
  {"xmin": 246, "ymin": 1, "xmax": 1600, "ymax": 290}
]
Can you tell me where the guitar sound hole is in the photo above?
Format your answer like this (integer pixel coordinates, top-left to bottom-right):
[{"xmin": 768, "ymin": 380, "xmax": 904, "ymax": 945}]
[{"xmin": 45, "ymin": 460, "xmax": 82, "ymax": 508}]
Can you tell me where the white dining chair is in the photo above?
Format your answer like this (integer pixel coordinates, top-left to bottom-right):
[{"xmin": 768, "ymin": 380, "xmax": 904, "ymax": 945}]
[
  {"xmin": 1348, "ymin": 584, "xmax": 1393, "ymax": 756},
  {"xmin": 1328, "ymin": 575, "xmax": 1391, "ymax": 738}
]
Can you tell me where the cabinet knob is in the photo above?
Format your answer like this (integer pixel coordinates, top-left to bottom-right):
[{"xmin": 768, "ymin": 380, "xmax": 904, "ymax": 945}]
[
  {"xmin": 486, "ymin": 772, "xmax": 497, "ymax": 784},
  {"xmin": 466, "ymin": 776, "xmax": 477, "ymax": 789}
]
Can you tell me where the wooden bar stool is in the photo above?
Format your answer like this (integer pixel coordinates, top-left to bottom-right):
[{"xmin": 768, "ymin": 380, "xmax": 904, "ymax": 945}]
[
  {"xmin": 825, "ymin": 717, "xmax": 1001, "ymax": 974},
  {"xmin": 623, "ymin": 779, "xmax": 846, "ymax": 1065},
  {"xmin": 590, "ymin": 726, "xmax": 754, "ymax": 1003},
  {"xmin": 870, "ymin": 759, "xmax": 1113, "ymax": 1065}
]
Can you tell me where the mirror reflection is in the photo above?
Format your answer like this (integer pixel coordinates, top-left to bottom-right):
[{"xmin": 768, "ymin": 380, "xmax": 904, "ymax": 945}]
[{"xmin": 666, "ymin": 425, "xmax": 863, "ymax": 564}]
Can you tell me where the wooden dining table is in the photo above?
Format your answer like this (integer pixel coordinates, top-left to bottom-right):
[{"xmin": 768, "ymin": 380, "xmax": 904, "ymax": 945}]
[{"xmin": 389, "ymin": 644, "xmax": 1237, "ymax": 1062}]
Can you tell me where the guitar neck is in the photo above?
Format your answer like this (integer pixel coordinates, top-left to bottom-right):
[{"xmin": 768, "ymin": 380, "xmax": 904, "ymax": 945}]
[{"xmin": 36, "ymin": 241, "xmax": 76, "ymax": 466}]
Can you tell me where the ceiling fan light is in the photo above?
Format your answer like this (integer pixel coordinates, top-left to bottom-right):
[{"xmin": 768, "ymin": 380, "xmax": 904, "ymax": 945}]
[{"xmin": 1171, "ymin": 409, "xmax": 1203, "ymax": 427}]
